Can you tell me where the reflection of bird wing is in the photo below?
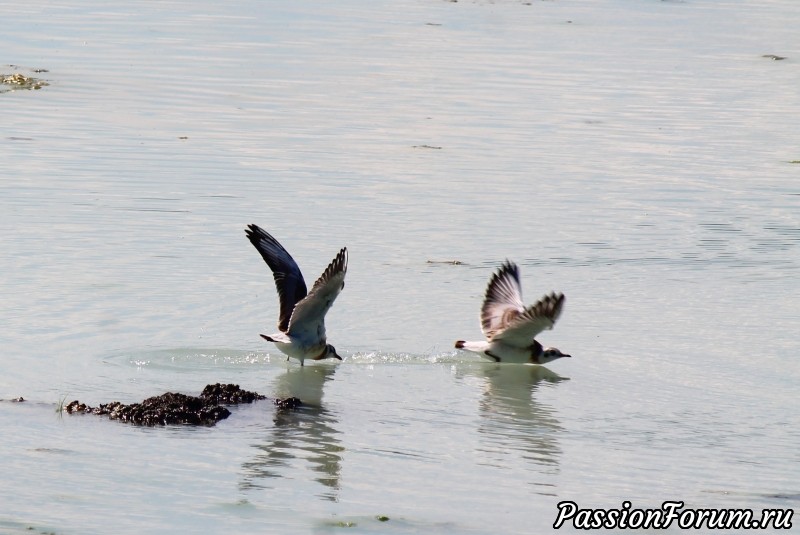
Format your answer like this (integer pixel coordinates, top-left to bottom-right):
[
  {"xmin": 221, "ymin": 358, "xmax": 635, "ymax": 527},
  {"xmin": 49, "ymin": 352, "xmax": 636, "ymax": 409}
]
[
  {"xmin": 287, "ymin": 247, "xmax": 348, "ymax": 342},
  {"xmin": 481, "ymin": 261, "xmax": 525, "ymax": 339},
  {"xmin": 491, "ymin": 292, "xmax": 565, "ymax": 347},
  {"xmin": 246, "ymin": 224, "xmax": 308, "ymax": 333}
]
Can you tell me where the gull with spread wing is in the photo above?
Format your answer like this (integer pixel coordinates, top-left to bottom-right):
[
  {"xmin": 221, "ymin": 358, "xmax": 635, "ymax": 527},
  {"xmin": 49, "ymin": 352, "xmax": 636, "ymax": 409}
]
[
  {"xmin": 245, "ymin": 224, "xmax": 347, "ymax": 366},
  {"xmin": 455, "ymin": 260, "xmax": 570, "ymax": 364}
]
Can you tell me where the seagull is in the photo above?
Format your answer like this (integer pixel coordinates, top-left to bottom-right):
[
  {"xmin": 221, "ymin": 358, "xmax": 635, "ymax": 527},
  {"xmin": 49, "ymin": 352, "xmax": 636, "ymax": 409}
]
[
  {"xmin": 245, "ymin": 224, "xmax": 348, "ymax": 366},
  {"xmin": 455, "ymin": 260, "xmax": 570, "ymax": 364}
]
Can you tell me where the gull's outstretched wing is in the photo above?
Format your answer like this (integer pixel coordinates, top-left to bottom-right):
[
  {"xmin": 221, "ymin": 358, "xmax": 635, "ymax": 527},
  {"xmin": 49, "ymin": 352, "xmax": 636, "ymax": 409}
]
[
  {"xmin": 245, "ymin": 224, "xmax": 308, "ymax": 333},
  {"xmin": 491, "ymin": 292, "xmax": 565, "ymax": 346},
  {"xmin": 286, "ymin": 247, "xmax": 348, "ymax": 341},
  {"xmin": 481, "ymin": 260, "xmax": 525, "ymax": 340}
]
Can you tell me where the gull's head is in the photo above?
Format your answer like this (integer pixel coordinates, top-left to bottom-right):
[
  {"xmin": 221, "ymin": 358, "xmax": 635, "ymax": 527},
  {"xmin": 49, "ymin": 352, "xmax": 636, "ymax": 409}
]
[
  {"xmin": 324, "ymin": 344, "xmax": 343, "ymax": 361},
  {"xmin": 537, "ymin": 347, "xmax": 571, "ymax": 365}
]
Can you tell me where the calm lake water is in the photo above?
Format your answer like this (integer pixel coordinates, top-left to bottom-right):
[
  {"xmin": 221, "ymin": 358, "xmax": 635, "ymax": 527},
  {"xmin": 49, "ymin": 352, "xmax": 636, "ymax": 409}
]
[{"xmin": 2, "ymin": 0, "xmax": 799, "ymax": 533}]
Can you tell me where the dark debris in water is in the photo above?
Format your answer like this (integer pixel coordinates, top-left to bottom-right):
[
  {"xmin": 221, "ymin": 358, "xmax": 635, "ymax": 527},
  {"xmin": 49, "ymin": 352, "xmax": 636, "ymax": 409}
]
[
  {"xmin": 65, "ymin": 392, "xmax": 231, "ymax": 426},
  {"xmin": 62, "ymin": 383, "xmax": 299, "ymax": 426},
  {"xmin": 274, "ymin": 396, "xmax": 302, "ymax": 410},
  {"xmin": 200, "ymin": 382, "xmax": 265, "ymax": 404}
]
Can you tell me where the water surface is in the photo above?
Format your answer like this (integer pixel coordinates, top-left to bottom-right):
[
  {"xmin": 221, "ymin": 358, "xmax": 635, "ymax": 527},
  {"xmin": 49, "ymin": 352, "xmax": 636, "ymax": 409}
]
[{"xmin": 1, "ymin": 0, "xmax": 798, "ymax": 533}]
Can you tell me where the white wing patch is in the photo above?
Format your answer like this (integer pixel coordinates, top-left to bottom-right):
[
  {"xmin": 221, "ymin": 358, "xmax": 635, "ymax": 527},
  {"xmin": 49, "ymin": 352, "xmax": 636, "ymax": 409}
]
[
  {"xmin": 481, "ymin": 260, "xmax": 525, "ymax": 339},
  {"xmin": 491, "ymin": 292, "xmax": 565, "ymax": 347}
]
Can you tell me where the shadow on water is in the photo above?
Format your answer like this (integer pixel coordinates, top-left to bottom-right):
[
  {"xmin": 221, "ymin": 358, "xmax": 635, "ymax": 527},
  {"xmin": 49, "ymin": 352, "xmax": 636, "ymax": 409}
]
[
  {"xmin": 240, "ymin": 365, "xmax": 342, "ymax": 502},
  {"xmin": 458, "ymin": 364, "xmax": 567, "ymax": 493}
]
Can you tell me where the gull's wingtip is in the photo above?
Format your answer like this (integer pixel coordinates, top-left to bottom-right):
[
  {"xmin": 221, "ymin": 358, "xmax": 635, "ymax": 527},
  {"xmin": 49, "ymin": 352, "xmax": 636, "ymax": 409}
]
[
  {"xmin": 244, "ymin": 223, "xmax": 265, "ymax": 243},
  {"xmin": 329, "ymin": 246, "xmax": 348, "ymax": 274},
  {"xmin": 499, "ymin": 259, "xmax": 518, "ymax": 274}
]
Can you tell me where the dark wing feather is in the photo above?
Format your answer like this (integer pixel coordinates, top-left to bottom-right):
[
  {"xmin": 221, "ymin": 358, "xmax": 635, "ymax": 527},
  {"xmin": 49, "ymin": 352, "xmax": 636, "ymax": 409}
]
[
  {"xmin": 245, "ymin": 224, "xmax": 307, "ymax": 332},
  {"xmin": 287, "ymin": 247, "xmax": 348, "ymax": 339},
  {"xmin": 492, "ymin": 292, "xmax": 565, "ymax": 346},
  {"xmin": 481, "ymin": 261, "xmax": 525, "ymax": 339}
]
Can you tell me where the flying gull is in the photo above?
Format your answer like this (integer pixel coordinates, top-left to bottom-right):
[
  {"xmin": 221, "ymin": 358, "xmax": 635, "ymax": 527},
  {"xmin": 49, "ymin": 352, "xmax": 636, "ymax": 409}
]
[
  {"xmin": 455, "ymin": 260, "xmax": 570, "ymax": 364},
  {"xmin": 245, "ymin": 224, "xmax": 347, "ymax": 366}
]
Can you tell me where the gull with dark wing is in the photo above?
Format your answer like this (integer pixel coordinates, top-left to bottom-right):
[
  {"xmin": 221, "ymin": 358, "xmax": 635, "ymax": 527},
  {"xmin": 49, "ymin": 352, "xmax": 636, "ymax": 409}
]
[
  {"xmin": 245, "ymin": 224, "xmax": 348, "ymax": 366},
  {"xmin": 455, "ymin": 260, "xmax": 570, "ymax": 364}
]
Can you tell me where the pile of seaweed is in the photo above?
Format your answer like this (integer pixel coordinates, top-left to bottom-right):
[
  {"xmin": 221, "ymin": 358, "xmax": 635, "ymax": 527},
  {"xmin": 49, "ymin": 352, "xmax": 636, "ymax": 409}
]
[
  {"xmin": 1, "ymin": 70, "xmax": 49, "ymax": 93},
  {"xmin": 63, "ymin": 383, "xmax": 301, "ymax": 426}
]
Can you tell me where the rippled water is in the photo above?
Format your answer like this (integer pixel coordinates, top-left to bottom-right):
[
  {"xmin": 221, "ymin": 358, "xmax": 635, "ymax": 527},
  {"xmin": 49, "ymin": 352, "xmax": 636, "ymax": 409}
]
[{"xmin": 2, "ymin": 0, "xmax": 799, "ymax": 533}]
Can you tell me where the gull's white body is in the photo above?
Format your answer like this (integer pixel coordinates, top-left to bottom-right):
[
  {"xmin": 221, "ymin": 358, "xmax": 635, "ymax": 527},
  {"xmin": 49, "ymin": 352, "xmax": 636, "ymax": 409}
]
[
  {"xmin": 260, "ymin": 331, "xmax": 325, "ymax": 362},
  {"xmin": 246, "ymin": 224, "xmax": 347, "ymax": 366},
  {"xmin": 455, "ymin": 261, "xmax": 570, "ymax": 365},
  {"xmin": 456, "ymin": 340, "xmax": 535, "ymax": 364}
]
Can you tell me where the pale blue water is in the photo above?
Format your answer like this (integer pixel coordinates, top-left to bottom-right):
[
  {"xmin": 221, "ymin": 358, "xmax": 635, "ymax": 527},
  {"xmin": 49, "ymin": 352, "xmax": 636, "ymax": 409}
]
[{"xmin": 1, "ymin": 1, "xmax": 799, "ymax": 533}]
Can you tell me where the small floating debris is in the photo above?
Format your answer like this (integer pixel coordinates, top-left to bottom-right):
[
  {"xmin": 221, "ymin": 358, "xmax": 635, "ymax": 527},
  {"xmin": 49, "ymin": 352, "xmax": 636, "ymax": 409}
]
[
  {"xmin": 63, "ymin": 383, "xmax": 270, "ymax": 426},
  {"xmin": 6, "ymin": 64, "xmax": 48, "ymax": 72},
  {"xmin": 1, "ymin": 72, "xmax": 50, "ymax": 93},
  {"xmin": 426, "ymin": 259, "xmax": 464, "ymax": 265},
  {"xmin": 412, "ymin": 144, "xmax": 442, "ymax": 150},
  {"xmin": 762, "ymin": 54, "xmax": 787, "ymax": 61}
]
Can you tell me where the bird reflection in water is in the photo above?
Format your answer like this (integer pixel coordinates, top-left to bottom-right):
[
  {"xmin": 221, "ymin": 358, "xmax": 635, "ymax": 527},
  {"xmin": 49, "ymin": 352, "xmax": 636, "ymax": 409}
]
[
  {"xmin": 458, "ymin": 363, "xmax": 568, "ymax": 494},
  {"xmin": 240, "ymin": 364, "xmax": 342, "ymax": 502}
]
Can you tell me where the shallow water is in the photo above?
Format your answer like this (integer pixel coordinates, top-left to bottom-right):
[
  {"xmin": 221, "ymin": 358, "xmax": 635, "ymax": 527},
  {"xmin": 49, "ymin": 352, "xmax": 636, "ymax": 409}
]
[{"xmin": 1, "ymin": 0, "xmax": 799, "ymax": 533}]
